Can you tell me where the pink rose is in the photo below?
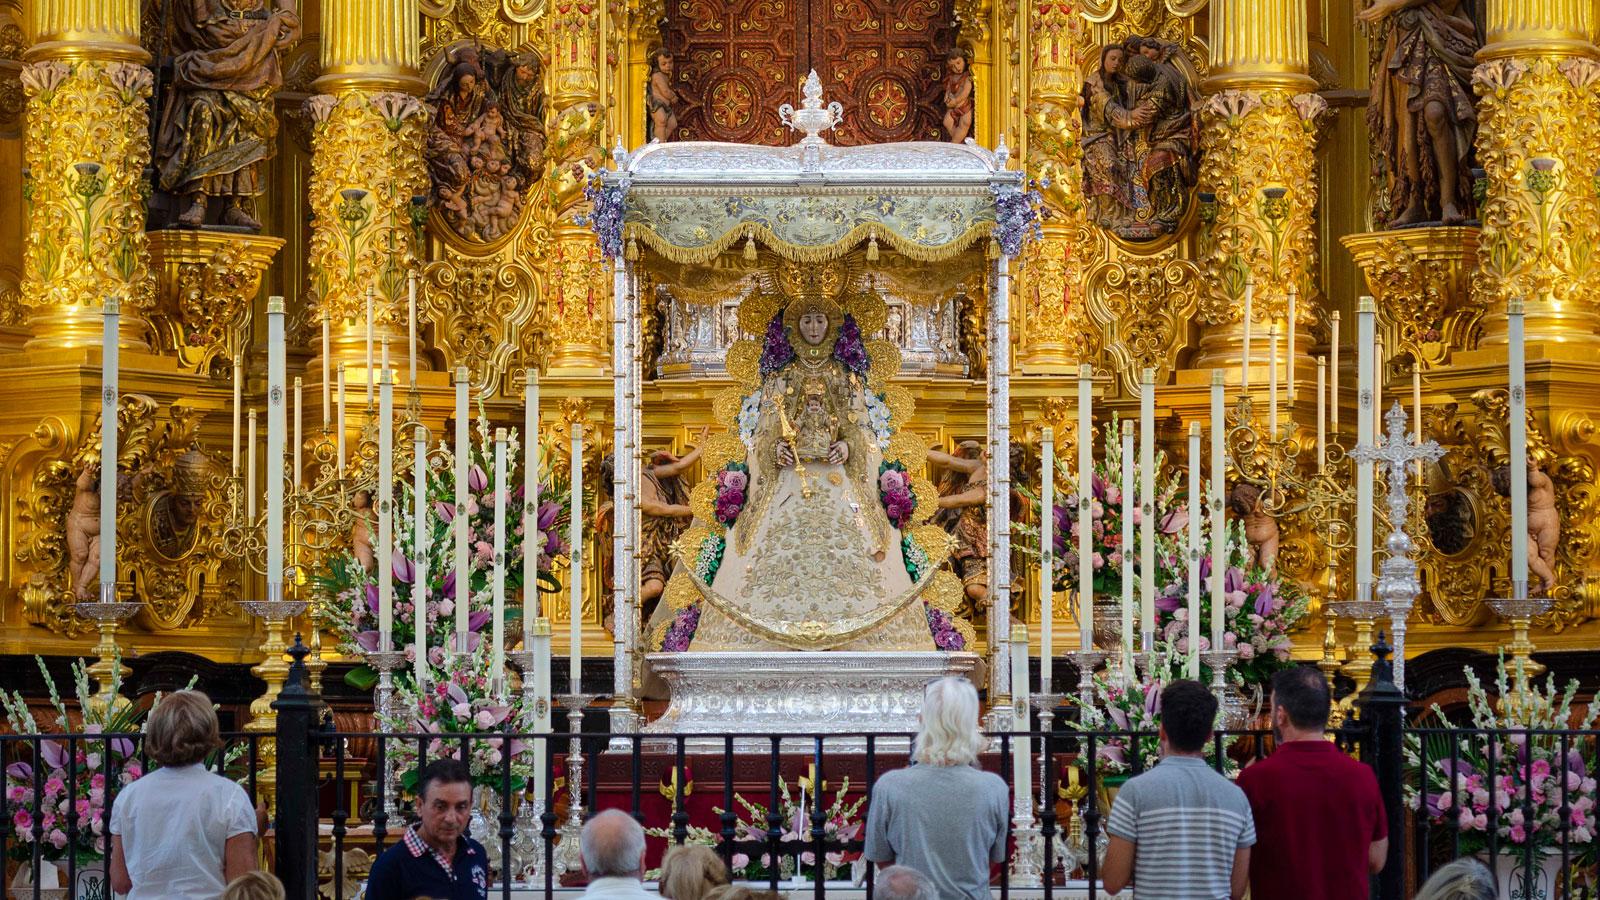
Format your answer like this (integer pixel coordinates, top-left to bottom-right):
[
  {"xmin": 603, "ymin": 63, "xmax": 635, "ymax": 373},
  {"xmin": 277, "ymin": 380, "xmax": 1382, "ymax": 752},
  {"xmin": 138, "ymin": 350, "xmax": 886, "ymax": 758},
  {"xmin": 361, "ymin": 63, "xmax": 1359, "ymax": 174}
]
[
  {"xmin": 722, "ymin": 470, "xmax": 748, "ymax": 491},
  {"xmin": 475, "ymin": 541, "xmax": 493, "ymax": 562}
]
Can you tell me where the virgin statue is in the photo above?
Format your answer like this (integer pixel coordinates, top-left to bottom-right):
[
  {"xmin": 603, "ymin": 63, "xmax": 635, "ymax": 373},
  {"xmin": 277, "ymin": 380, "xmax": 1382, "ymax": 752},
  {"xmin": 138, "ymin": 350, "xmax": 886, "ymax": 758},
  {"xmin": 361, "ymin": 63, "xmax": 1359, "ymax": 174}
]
[{"xmin": 653, "ymin": 280, "xmax": 969, "ymax": 655}]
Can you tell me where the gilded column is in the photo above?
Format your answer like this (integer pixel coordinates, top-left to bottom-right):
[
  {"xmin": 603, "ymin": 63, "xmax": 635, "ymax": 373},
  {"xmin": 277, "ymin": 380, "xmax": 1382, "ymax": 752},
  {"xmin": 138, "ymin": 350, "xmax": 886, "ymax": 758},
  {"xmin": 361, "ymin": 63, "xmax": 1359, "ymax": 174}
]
[
  {"xmin": 307, "ymin": 0, "xmax": 429, "ymax": 375},
  {"xmin": 1020, "ymin": 0, "xmax": 1088, "ymax": 373},
  {"xmin": 1474, "ymin": 0, "xmax": 1600, "ymax": 344},
  {"xmin": 544, "ymin": 0, "xmax": 608, "ymax": 375},
  {"xmin": 1192, "ymin": 0, "xmax": 1323, "ymax": 374},
  {"xmin": 20, "ymin": 0, "xmax": 153, "ymax": 350}
]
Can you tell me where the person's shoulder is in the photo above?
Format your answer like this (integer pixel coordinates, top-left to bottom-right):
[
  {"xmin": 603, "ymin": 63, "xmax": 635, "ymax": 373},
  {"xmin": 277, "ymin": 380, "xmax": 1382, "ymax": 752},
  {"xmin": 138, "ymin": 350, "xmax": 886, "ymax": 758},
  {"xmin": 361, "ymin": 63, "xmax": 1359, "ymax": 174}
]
[{"xmin": 369, "ymin": 836, "xmax": 412, "ymax": 872}]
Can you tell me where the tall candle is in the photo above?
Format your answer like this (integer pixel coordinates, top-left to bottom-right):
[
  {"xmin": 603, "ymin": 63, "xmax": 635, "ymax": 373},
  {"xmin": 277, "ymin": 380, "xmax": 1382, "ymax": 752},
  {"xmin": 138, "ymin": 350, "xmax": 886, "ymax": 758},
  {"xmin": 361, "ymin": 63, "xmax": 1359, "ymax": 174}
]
[
  {"xmin": 524, "ymin": 368, "xmax": 540, "ymax": 640},
  {"xmin": 1039, "ymin": 427, "xmax": 1054, "ymax": 693},
  {"xmin": 267, "ymin": 298, "xmax": 286, "ymax": 588},
  {"xmin": 1286, "ymin": 288, "xmax": 1298, "ymax": 402},
  {"xmin": 1316, "ymin": 357, "xmax": 1327, "ymax": 471},
  {"xmin": 1077, "ymin": 365, "xmax": 1093, "ymax": 652},
  {"xmin": 336, "ymin": 364, "xmax": 347, "ymax": 475},
  {"xmin": 1330, "ymin": 311, "xmax": 1341, "ymax": 431},
  {"xmin": 246, "ymin": 410, "xmax": 257, "ymax": 519},
  {"xmin": 531, "ymin": 617, "xmax": 553, "ymax": 803},
  {"xmin": 99, "ymin": 300, "xmax": 120, "ymax": 593},
  {"xmin": 378, "ymin": 368, "xmax": 394, "ymax": 646},
  {"xmin": 1010, "ymin": 627, "xmax": 1032, "ymax": 818},
  {"xmin": 1186, "ymin": 422, "xmax": 1201, "ymax": 678},
  {"xmin": 1210, "ymin": 371, "xmax": 1226, "ymax": 651},
  {"xmin": 1139, "ymin": 368, "xmax": 1155, "ymax": 651},
  {"xmin": 1356, "ymin": 297, "xmax": 1377, "ymax": 591},
  {"xmin": 1508, "ymin": 299, "xmax": 1528, "ymax": 589},
  {"xmin": 407, "ymin": 272, "xmax": 418, "ymax": 388},
  {"xmin": 1413, "ymin": 369, "xmax": 1425, "ymax": 480},
  {"xmin": 231, "ymin": 354, "xmax": 242, "ymax": 475},
  {"xmin": 492, "ymin": 428, "xmax": 508, "ymax": 683},
  {"xmin": 1268, "ymin": 325, "xmax": 1280, "ymax": 437},
  {"xmin": 321, "ymin": 314, "xmax": 331, "ymax": 427},
  {"xmin": 293, "ymin": 377, "xmax": 303, "ymax": 488},
  {"xmin": 414, "ymin": 425, "xmax": 430, "ymax": 687},
  {"xmin": 1241, "ymin": 281, "xmax": 1254, "ymax": 392},
  {"xmin": 454, "ymin": 366, "xmax": 470, "ymax": 642},
  {"xmin": 1120, "ymin": 421, "xmax": 1134, "ymax": 660},
  {"xmin": 1374, "ymin": 338, "xmax": 1384, "ymax": 434},
  {"xmin": 569, "ymin": 422, "xmax": 584, "ymax": 692},
  {"xmin": 364, "ymin": 287, "xmax": 375, "ymax": 408}
]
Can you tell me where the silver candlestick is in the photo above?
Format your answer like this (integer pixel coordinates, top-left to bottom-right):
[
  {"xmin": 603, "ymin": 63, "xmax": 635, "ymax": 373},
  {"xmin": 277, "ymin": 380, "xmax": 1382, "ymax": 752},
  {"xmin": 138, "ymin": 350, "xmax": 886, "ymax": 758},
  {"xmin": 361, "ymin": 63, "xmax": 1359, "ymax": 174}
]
[
  {"xmin": 1008, "ymin": 816, "xmax": 1045, "ymax": 887},
  {"xmin": 1350, "ymin": 403, "xmax": 1443, "ymax": 692},
  {"xmin": 363, "ymin": 648, "xmax": 408, "ymax": 820},
  {"xmin": 551, "ymin": 693, "xmax": 595, "ymax": 878},
  {"xmin": 1068, "ymin": 650, "xmax": 1108, "ymax": 706},
  {"xmin": 506, "ymin": 649, "xmax": 547, "ymax": 887}
]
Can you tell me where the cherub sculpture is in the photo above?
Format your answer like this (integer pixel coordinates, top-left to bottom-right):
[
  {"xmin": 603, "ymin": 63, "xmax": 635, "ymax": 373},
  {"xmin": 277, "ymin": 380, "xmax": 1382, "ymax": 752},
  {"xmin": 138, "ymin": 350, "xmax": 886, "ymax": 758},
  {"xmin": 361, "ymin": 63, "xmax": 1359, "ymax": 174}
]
[{"xmin": 1228, "ymin": 482, "xmax": 1280, "ymax": 575}]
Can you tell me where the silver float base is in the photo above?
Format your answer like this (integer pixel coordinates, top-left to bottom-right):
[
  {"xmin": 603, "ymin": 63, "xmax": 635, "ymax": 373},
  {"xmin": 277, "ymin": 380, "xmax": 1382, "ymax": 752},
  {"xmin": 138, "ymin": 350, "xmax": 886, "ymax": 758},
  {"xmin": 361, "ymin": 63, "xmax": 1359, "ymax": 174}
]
[{"xmin": 642, "ymin": 651, "xmax": 980, "ymax": 752}]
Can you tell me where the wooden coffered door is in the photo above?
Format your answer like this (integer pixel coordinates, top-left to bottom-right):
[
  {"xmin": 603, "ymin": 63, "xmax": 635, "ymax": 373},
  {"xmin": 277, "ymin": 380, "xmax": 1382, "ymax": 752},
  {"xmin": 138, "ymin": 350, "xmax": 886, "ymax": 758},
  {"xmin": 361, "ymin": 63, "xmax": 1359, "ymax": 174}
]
[{"xmin": 662, "ymin": 0, "xmax": 957, "ymax": 146}]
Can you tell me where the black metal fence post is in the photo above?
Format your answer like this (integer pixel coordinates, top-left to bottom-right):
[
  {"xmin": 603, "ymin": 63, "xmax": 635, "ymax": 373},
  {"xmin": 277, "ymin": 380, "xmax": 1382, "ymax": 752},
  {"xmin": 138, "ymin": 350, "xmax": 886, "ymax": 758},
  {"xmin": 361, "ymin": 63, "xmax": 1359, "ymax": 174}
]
[
  {"xmin": 1356, "ymin": 633, "xmax": 1406, "ymax": 900},
  {"xmin": 274, "ymin": 636, "xmax": 322, "ymax": 900}
]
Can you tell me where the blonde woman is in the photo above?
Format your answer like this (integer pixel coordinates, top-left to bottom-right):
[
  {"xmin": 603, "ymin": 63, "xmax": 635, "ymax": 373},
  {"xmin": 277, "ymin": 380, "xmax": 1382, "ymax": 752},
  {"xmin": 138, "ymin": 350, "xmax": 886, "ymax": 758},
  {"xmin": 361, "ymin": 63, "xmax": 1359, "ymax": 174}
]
[
  {"xmin": 220, "ymin": 871, "xmax": 286, "ymax": 900},
  {"xmin": 863, "ymin": 677, "xmax": 1007, "ymax": 900},
  {"xmin": 110, "ymin": 690, "xmax": 258, "ymax": 899},
  {"xmin": 658, "ymin": 844, "xmax": 730, "ymax": 900}
]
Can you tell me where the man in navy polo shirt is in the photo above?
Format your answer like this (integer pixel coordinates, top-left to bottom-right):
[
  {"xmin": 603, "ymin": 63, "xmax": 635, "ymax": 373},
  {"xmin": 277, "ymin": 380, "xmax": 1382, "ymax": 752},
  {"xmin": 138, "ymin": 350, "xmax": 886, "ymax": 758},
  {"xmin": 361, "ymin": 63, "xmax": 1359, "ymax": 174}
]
[{"xmin": 366, "ymin": 758, "xmax": 490, "ymax": 900}]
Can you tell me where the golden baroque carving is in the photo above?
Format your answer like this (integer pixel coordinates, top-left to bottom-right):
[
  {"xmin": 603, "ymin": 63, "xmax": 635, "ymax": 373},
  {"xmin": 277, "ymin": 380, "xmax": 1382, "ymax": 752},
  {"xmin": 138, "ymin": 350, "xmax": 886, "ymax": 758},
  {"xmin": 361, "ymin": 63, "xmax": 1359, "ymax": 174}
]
[
  {"xmin": 17, "ymin": 396, "xmax": 233, "ymax": 636},
  {"xmin": 1472, "ymin": 57, "xmax": 1600, "ymax": 316},
  {"xmin": 20, "ymin": 60, "xmax": 154, "ymax": 322},
  {"xmin": 305, "ymin": 90, "xmax": 430, "ymax": 325},
  {"xmin": 1196, "ymin": 89, "xmax": 1322, "ymax": 325},
  {"xmin": 421, "ymin": 251, "xmax": 538, "ymax": 393},
  {"xmin": 540, "ymin": 227, "xmax": 610, "ymax": 370},
  {"xmin": 147, "ymin": 231, "xmax": 286, "ymax": 374},
  {"xmin": 1343, "ymin": 227, "xmax": 1484, "ymax": 371},
  {"xmin": 1086, "ymin": 257, "xmax": 1199, "ymax": 392}
]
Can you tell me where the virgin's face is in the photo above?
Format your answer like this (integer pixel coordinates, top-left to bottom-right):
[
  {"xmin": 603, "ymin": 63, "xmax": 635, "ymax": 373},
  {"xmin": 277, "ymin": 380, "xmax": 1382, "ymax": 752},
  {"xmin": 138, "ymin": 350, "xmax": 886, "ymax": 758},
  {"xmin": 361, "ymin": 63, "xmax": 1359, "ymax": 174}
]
[
  {"xmin": 797, "ymin": 310, "xmax": 829, "ymax": 345},
  {"xmin": 1104, "ymin": 48, "xmax": 1124, "ymax": 74}
]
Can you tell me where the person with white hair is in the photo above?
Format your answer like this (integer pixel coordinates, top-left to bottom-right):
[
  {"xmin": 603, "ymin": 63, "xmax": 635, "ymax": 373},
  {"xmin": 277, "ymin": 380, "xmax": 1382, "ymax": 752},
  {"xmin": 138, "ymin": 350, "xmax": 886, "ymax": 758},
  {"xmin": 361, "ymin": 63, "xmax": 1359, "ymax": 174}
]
[
  {"xmin": 875, "ymin": 865, "xmax": 938, "ymax": 900},
  {"xmin": 864, "ymin": 677, "xmax": 1008, "ymax": 899},
  {"xmin": 580, "ymin": 809, "xmax": 651, "ymax": 899},
  {"xmin": 1413, "ymin": 859, "xmax": 1496, "ymax": 900}
]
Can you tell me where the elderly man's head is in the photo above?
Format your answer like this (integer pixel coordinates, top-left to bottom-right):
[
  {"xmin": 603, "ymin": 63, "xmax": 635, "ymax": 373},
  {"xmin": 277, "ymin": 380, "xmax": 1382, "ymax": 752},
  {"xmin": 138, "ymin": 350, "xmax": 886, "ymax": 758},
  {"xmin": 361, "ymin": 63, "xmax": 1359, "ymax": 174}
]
[
  {"xmin": 913, "ymin": 676, "xmax": 983, "ymax": 767},
  {"xmin": 581, "ymin": 809, "xmax": 647, "ymax": 881},
  {"xmin": 876, "ymin": 865, "xmax": 937, "ymax": 900}
]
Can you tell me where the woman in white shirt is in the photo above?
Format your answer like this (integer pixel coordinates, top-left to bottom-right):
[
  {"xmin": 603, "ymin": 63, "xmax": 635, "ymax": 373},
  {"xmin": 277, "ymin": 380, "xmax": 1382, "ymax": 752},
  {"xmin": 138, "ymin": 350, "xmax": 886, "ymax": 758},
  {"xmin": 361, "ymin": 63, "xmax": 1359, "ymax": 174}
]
[{"xmin": 110, "ymin": 690, "xmax": 259, "ymax": 899}]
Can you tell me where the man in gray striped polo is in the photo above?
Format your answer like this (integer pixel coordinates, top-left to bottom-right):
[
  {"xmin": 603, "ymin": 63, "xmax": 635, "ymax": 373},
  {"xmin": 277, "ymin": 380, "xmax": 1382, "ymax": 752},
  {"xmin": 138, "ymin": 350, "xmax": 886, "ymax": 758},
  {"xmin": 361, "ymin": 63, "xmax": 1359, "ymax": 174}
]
[{"xmin": 1100, "ymin": 680, "xmax": 1255, "ymax": 899}]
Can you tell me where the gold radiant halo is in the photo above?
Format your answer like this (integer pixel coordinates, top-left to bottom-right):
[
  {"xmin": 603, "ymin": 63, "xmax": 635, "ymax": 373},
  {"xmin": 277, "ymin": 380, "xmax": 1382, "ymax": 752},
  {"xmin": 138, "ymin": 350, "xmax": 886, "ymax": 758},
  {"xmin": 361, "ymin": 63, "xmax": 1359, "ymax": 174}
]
[
  {"xmin": 925, "ymin": 569, "xmax": 964, "ymax": 612},
  {"xmin": 884, "ymin": 385, "xmax": 915, "ymax": 429},
  {"xmin": 663, "ymin": 569, "xmax": 701, "ymax": 611},
  {"xmin": 911, "ymin": 523, "xmax": 956, "ymax": 569},
  {"xmin": 736, "ymin": 289, "xmax": 784, "ymax": 336},
  {"xmin": 846, "ymin": 287, "xmax": 889, "ymax": 337},
  {"xmin": 712, "ymin": 387, "xmax": 745, "ymax": 426},
  {"xmin": 701, "ymin": 432, "xmax": 746, "ymax": 474},
  {"xmin": 674, "ymin": 525, "xmax": 712, "ymax": 567},
  {"xmin": 866, "ymin": 340, "xmax": 901, "ymax": 390},
  {"xmin": 726, "ymin": 340, "xmax": 762, "ymax": 390},
  {"xmin": 910, "ymin": 477, "xmax": 939, "ymax": 525},
  {"xmin": 689, "ymin": 479, "xmax": 723, "ymax": 534},
  {"xmin": 886, "ymin": 431, "xmax": 928, "ymax": 473}
]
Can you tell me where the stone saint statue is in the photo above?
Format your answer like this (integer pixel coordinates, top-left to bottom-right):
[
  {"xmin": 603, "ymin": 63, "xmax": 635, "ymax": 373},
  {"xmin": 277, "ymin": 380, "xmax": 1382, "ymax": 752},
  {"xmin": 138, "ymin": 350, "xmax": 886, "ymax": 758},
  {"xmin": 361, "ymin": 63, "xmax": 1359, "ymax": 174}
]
[
  {"xmin": 929, "ymin": 442, "xmax": 988, "ymax": 620},
  {"xmin": 639, "ymin": 427, "xmax": 707, "ymax": 617},
  {"xmin": 647, "ymin": 47, "xmax": 680, "ymax": 142},
  {"xmin": 1358, "ymin": 0, "xmax": 1480, "ymax": 227},
  {"xmin": 1493, "ymin": 462, "xmax": 1560, "ymax": 594},
  {"xmin": 66, "ymin": 463, "xmax": 102, "ymax": 601},
  {"xmin": 1228, "ymin": 482, "xmax": 1280, "ymax": 574},
  {"xmin": 942, "ymin": 47, "xmax": 974, "ymax": 144},
  {"xmin": 156, "ymin": 0, "xmax": 301, "ymax": 230}
]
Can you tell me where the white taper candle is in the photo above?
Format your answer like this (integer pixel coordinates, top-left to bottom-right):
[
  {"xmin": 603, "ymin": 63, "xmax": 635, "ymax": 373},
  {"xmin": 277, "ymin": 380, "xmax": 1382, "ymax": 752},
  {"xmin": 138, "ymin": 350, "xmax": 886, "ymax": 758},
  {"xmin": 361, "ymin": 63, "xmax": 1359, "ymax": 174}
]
[
  {"xmin": 1120, "ymin": 420, "xmax": 1134, "ymax": 661},
  {"xmin": 1268, "ymin": 325, "xmax": 1280, "ymax": 437},
  {"xmin": 1241, "ymin": 282, "xmax": 1254, "ymax": 392},
  {"xmin": 336, "ymin": 364, "xmax": 347, "ymax": 475},
  {"xmin": 266, "ymin": 298, "xmax": 286, "ymax": 588},
  {"xmin": 1139, "ymin": 368, "xmax": 1155, "ymax": 651},
  {"xmin": 364, "ymin": 287, "xmax": 375, "ymax": 408},
  {"xmin": 231, "ymin": 354, "xmax": 242, "ymax": 475},
  {"xmin": 524, "ymin": 368, "xmax": 540, "ymax": 641},
  {"xmin": 1287, "ymin": 287, "xmax": 1298, "ymax": 402},
  {"xmin": 1356, "ymin": 297, "xmax": 1377, "ymax": 591},
  {"xmin": 1330, "ymin": 311, "xmax": 1341, "ymax": 431},
  {"xmin": 1039, "ymin": 426, "xmax": 1054, "ymax": 694},
  {"xmin": 99, "ymin": 300, "xmax": 120, "ymax": 593},
  {"xmin": 293, "ymin": 377, "xmax": 303, "ymax": 488},
  {"xmin": 492, "ymin": 428, "xmax": 508, "ymax": 684},
  {"xmin": 414, "ymin": 425, "xmax": 429, "ymax": 687},
  {"xmin": 1077, "ymin": 365, "xmax": 1094, "ymax": 652},
  {"xmin": 1187, "ymin": 422, "xmax": 1201, "ymax": 678},
  {"xmin": 1010, "ymin": 626, "xmax": 1032, "ymax": 820},
  {"xmin": 531, "ymin": 617, "xmax": 552, "ymax": 803},
  {"xmin": 408, "ymin": 272, "xmax": 418, "ymax": 388},
  {"xmin": 454, "ymin": 366, "xmax": 470, "ymax": 643},
  {"xmin": 569, "ymin": 422, "xmax": 584, "ymax": 692},
  {"xmin": 246, "ymin": 409, "xmax": 257, "ymax": 520},
  {"xmin": 378, "ymin": 368, "xmax": 394, "ymax": 647},
  {"xmin": 321, "ymin": 314, "xmax": 331, "ymax": 427},
  {"xmin": 1210, "ymin": 371, "xmax": 1226, "ymax": 652},
  {"xmin": 1316, "ymin": 357, "xmax": 1327, "ymax": 472},
  {"xmin": 1508, "ymin": 298, "xmax": 1528, "ymax": 589}
]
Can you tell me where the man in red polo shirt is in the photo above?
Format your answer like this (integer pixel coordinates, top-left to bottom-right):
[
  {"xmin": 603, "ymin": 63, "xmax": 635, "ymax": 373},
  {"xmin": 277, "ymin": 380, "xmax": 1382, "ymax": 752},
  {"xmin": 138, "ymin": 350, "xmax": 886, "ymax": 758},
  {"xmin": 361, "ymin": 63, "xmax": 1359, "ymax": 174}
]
[{"xmin": 1238, "ymin": 667, "xmax": 1388, "ymax": 900}]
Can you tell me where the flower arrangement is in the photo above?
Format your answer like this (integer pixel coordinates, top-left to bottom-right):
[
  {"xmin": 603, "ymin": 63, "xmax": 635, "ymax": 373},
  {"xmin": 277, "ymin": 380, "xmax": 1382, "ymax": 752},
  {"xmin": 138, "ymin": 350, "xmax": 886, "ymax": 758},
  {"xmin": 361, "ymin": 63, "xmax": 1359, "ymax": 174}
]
[
  {"xmin": 925, "ymin": 603, "xmax": 966, "ymax": 651},
  {"xmin": 1, "ymin": 658, "xmax": 148, "ymax": 863},
  {"xmin": 1151, "ymin": 520, "xmax": 1308, "ymax": 688},
  {"xmin": 1405, "ymin": 658, "xmax": 1599, "ymax": 858},
  {"xmin": 759, "ymin": 312, "xmax": 795, "ymax": 375},
  {"xmin": 579, "ymin": 172, "xmax": 629, "ymax": 261},
  {"xmin": 661, "ymin": 605, "xmax": 702, "ymax": 653},
  {"xmin": 1069, "ymin": 670, "xmax": 1238, "ymax": 777},
  {"xmin": 713, "ymin": 462, "xmax": 750, "ymax": 528},
  {"xmin": 832, "ymin": 314, "xmax": 869, "ymax": 376},
  {"xmin": 644, "ymin": 773, "xmax": 866, "ymax": 882},
  {"xmin": 313, "ymin": 417, "xmax": 574, "ymax": 690},
  {"xmin": 878, "ymin": 461, "xmax": 916, "ymax": 530},
  {"xmin": 379, "ymin": 648, "xmax": 536, "ymax": 794},
  {"xmin": 991, "ymin": 178, "xmax": 1047, "ymax": 258}
]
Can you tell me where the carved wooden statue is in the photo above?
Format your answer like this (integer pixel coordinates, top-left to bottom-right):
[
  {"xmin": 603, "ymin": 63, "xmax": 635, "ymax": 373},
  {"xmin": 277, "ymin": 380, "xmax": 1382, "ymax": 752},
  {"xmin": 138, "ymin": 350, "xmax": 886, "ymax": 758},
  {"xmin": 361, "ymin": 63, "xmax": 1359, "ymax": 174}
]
[
  {"xmin": 1359, "ymin": 0, "xmax": 1481, "ymax": 227},
  {"xmin": 942, "ymin": 46, "xmax": 974, "ymax": 144},
  {"xmin": 930, "ymin": 442, "xmax": 988, "ymax": 618},
  {"xmin": 639, "ymin": 428, "xmax": 707, "ymax": 617},
  {"xmin": 648, "ymin": 47, "xmax": 681, "ymax": 142},
  {"xmin": 66, "ymin": 463, "xmax": 101, "ymax": 601},
  {"xmin": 1228, "ymin": 481, "xmax": 1280, "ymax": 575},
  {"xmin": 155, "ymin": 0, "xmax": 301, "ymax": 230},
  {"xmin": 1493, "ymin": 462, "xmax": 1560, "ymax": 593}
]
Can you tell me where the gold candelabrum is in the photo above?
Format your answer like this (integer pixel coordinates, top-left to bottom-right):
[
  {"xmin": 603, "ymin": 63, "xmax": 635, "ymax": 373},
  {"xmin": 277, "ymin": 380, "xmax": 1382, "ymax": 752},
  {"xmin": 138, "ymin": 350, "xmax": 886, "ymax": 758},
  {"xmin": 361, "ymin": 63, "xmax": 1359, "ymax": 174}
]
[
  {"xmin": 1488, "ymin": 592, "xmax": 1553, "ymax": 684},
  {"xmin": 72, "ymin": 589, "xmax": 143, "ymax": 714}
]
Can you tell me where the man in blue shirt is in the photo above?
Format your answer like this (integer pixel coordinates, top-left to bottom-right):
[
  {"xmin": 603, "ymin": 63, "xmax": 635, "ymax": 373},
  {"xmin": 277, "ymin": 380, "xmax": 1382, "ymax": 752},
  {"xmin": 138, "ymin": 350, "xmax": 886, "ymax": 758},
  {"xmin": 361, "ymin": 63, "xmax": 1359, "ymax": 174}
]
[{"xmin": 366, "ymin": 758, "xmax": 490, "ymax": 900}]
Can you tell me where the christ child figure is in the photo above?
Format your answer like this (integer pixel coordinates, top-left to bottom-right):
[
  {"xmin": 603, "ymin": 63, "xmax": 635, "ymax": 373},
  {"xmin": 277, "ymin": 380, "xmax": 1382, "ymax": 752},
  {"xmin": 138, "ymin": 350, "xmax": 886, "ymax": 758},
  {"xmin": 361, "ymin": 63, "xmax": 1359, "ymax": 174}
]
[
  {"xmin": 1527, "ymin": 462, "xmax": 1560, "ymax": 593},
  {"xmin": 792, "ymin": 381, "xmax": 841, "ymax": 462},
  {"xmin": 943, "ymin": 47, "xmax": 974, "ymax": 143},
  {"xmin": 1228, "ymin": 482, "xmax": 1280, "ymax": 575},
  {"xmin": 648, "ymin": 48, "xmax": 680, "ymax": 142},
  {"xmin": 66, "ymin": 463, "xmax": 102, "ymax": 601}
]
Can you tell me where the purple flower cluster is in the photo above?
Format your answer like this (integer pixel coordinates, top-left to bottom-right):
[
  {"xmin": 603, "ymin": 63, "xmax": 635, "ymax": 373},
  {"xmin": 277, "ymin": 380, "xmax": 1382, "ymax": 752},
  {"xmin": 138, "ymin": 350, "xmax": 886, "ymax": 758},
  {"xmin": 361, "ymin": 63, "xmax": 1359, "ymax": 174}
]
[
  {"xmin": 832, "ymin": 314, "xmax": 869, "ymax": 375},
  {"xmin": 879, "ymin": 463, "xmax": 915, "ymax": 530},
  {"xmin": 991, "ymin": 181, "xmax": 1046, "ymax": 258},
  {"xmin": 759, "ymin": 312, "xmax": 794, "ymax": 374},
  {"xmin": 714, "ymin": 463, "xmax": 749, "ymax": 527},
  {"xmin": 579, "ymin": 173, "xmax": 629, "ymax": 261},
  {"xmin": 924, "ymin": 603, "xmax": 965, "ymax": 651},
  {"xmin": 662, "ymin": 604, "xmax": 701, "ymax": 652}
]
